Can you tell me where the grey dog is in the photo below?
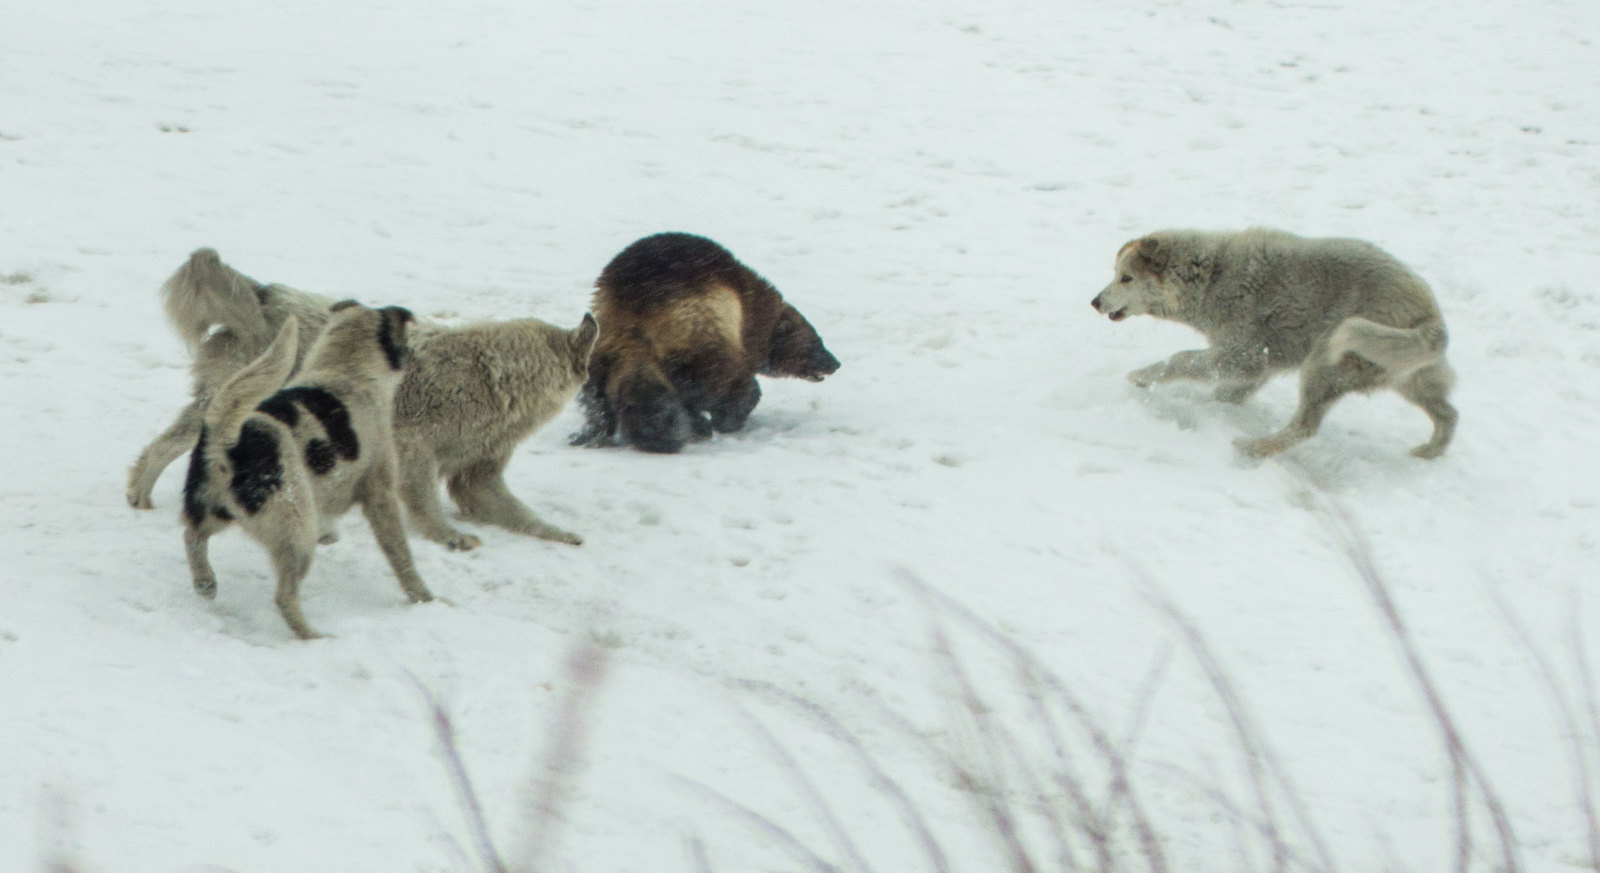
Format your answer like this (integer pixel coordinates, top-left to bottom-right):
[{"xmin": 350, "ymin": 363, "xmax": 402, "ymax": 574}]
[{"xmin": 1092, "ymin": 228, "xmax": 1457, "ymax": 459}]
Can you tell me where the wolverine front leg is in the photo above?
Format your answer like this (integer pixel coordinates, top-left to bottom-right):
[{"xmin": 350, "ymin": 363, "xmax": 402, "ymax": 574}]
[
  {"xmin": 710, "ymin": 377, "xmax": 761, "ymax": 434},
  {"xmin": 1128, "ymin": 349, "xmax": 1219, "ymax": 388}
]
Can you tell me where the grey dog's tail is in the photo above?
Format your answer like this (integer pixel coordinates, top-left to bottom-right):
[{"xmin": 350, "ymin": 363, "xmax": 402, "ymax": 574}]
[
  {"xmin": 1327, "ymin": 317, "xmax": 1448, "ymax": 379},
  {"xmin": 161, "ymin": 248, "xmax": 273, "ymax": 353},
  {"xmin": 204, "ymin": 317, "xmax": 299, "ymax": 447}
]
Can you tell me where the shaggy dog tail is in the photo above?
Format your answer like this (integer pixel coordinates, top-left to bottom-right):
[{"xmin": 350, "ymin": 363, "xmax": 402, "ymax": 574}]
[
  {"xmin": 1327, "ymin": 317, "xmax": 1448, "ymax": 380},
  {"xmin": 162, "ymin": 248, "xmax": 273, "ymax": 352},
  {"xmin": 204, "ymin": 317, "xmax": 299, "ymax": 445}
]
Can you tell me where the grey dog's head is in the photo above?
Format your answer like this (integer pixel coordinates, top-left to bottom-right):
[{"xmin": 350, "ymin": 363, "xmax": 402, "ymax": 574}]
[{"xmin": 1092, "ymin": 236, "xmax": 1169, "ymax": 322}]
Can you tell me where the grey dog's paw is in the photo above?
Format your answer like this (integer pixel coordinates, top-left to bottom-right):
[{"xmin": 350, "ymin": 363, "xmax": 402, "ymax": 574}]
[
  {"xmin": 1410, "ymin": 442, "xmax": 1447, "ymax": 460},
  {"xmin": 1127, "ymin": 363, "xmax": 1165, "ymax": 388},
  {"xmin": 1234, "ymin": 434, "xmax": 1287, "ymax": 460},
  {"xmin": 1213, "ymin": 383, "xmax": 1254, "ymax": 404},
  {"xmin": 545, "ymin": 528, "xmax": 584, "ymax": 547},
  {"xmin": 447, "ymin": 533, "xmax": 483, "ymax": 552}
]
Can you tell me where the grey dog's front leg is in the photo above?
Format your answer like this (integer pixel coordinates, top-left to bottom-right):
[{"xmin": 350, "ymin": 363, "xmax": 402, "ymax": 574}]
[{"xmin": 1128, "ymin": 349, "xmax": 1218, "ymax": 387}]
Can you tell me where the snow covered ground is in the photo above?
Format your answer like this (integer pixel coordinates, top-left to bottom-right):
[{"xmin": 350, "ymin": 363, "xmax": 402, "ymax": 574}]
[{"xmin": 3, "ymin": 0, "xmax": 1599, "ymax": 870}]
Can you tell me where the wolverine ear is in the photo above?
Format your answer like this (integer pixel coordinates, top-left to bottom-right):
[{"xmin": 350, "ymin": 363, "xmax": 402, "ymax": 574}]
[{"xmin": 383, "ymin": 305, "xmax": 415, "ymax": 324}]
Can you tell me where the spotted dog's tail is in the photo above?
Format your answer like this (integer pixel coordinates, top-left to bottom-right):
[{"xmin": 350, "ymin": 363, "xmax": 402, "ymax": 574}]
[{"xmin": 204, "ymin": 317, "xmax": 299, "ymax": 447}]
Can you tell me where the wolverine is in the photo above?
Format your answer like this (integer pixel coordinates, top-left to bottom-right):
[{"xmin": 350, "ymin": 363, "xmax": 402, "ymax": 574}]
[{"xmin": 572, "ymin": 232, "xmax": 840, "ymax": 453}]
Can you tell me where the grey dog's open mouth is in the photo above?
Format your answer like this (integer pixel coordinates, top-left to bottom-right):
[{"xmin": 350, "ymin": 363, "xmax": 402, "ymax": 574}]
[{"xmin": 1108, "ymin": 308, "xmax": 1128, "ymax": 322}]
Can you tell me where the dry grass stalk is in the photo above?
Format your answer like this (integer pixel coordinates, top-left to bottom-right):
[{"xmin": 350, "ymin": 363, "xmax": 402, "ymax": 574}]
[
  {"xmin": 415, "ymin": 641, "xmax": 610, "ymax": 873},
  {"xmin": 1293, "ymin": 477, "xmax": 1521, "ymax": 873}
]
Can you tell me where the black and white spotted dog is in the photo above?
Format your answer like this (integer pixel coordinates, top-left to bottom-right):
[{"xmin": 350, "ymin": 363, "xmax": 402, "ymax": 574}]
[{"xmin": 180, "ymin": 301, "xmax": 433, "ymax": 639}]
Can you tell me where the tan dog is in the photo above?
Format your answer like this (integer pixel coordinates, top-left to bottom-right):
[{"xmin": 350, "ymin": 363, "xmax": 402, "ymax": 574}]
[
  {"xmin": 181, "ymin": 302, "xmax": 432, "ymax": 640},
  {"xmin": 1092, "ymin": 228, "xmax": 1457, "ymax": 459},
  {"xmin": 131, "ymin": 249, "xmax": 597, "ymax": 550}
]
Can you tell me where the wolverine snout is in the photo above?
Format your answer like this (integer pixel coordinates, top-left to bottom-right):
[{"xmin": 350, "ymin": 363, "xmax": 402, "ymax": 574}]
[{"xmin": 806, "ymin": 348, "xmax": 841, "ymax": 381}]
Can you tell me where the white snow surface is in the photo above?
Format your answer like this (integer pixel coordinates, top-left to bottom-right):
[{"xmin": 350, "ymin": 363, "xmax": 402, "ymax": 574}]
[{"xmin": 4, "ymin": 0, "xmax": 1600, "ymax": 870}]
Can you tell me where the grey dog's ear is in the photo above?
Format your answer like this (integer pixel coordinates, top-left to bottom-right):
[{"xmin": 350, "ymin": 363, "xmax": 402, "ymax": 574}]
[
  {"xmin": 330, "ymin": 299, "xmax": 363, "ymax": 313},
  {"xmin": 1134, "ymin": 236, "xmax": 1168, "ymax": 272}
]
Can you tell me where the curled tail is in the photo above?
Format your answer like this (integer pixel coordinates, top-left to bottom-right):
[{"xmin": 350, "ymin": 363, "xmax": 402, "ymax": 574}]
[
  {"xmin": 1327, "ymin": 317, "xmax": 1448, "ymax": 379},
  {"xmin": 204, "ymin": 317, "xmax": 299, "ymax": 446},
  {"xmin": 161, "ymin": 248, "xmax": 272, "ymax": 352}
]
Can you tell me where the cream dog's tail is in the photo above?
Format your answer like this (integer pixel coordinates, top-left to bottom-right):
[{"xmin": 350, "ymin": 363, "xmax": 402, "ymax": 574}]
[
  {"xmin": 204, "ymin": 317, "xmax": 299, "ymax": 446},
  {"xmin": 161, "ymin": 247, "xmax": 273, "ymax": 353},
  {"xmin": 1327, "ymin": 317, "xmax": 1448, "ymax": 380}
]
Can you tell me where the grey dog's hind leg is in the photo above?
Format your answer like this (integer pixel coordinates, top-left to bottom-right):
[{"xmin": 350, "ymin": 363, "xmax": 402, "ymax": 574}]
[
  {"xmin": 447, "ymin": 454, "xmax": 582, "ymax": 546},
  {"xmin": 396, "ymin": 449, "xmax": 482, "ymax": 551},
  {"xmin": 1237, "ymin": 356, "xmax": 1383, "ymax": 459},
  {"xmin": 1396, "ymin": 362, "xmax": 1457, "ymax": 459},
  {"xmin": 128, "ymin": 400, "xmax": 205, "ymax": 508}
]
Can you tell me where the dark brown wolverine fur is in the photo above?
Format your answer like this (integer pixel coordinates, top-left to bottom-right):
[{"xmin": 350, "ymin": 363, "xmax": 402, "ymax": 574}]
[{"xmin": 572, "ymin": 233, "xmax": 840, "ymax": 453}]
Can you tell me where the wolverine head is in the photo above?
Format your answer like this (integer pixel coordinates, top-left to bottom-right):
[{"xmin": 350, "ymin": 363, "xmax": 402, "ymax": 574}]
[
  {"xmin": 1092, "ymin": 236, "xmax": 1171, "ymax": 322},
  {"xmin": 764, "ymin": 304, "xmax": 840, "ymax": 382}
]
